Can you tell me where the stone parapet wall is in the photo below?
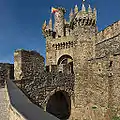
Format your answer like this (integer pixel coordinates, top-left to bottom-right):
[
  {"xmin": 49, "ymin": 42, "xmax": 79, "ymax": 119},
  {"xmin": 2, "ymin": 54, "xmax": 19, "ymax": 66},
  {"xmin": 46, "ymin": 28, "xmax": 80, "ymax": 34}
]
[
  {"xmin": 14, "ymin": 49, "xmax": 44, "ymax": 81},
  {"xmin": 95, "ymin": 32, "xmax": 120, "ymax": 58},
  {"xmin": 96, "ymin": 20, "xmax": 120, "ymax": 43},
  {"xmin": 20, "ymin": 72, "xmax": 74, "ymax": 108}
]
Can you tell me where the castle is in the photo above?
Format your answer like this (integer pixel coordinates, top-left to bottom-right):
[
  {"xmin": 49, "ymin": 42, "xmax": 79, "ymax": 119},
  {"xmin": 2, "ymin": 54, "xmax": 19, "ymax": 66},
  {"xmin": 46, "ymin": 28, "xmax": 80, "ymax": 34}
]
[{"xmin": 0, "ymin": 1, "xmax": 120, "ymax": 120}]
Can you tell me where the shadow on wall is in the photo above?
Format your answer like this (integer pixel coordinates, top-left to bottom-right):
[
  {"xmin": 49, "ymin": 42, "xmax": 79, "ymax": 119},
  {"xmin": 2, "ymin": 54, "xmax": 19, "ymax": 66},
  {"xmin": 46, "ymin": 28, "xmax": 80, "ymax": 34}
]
[
  {"xmin": 46, "ymin": 90, "xmax": 71, "ymax": 120},
  {"xmin": 0, "ymin": 63, "xmax": 14, "ymax": 88}
]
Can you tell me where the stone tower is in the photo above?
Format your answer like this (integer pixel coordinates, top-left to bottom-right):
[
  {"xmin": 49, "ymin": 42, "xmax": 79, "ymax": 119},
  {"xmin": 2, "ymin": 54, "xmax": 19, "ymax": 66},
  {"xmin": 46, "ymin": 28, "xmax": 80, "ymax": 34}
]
[
  {"xmin": 71, "ymin": 3, "xmax": 97, "ymax": 119},
  {"xmin": 42, "ymin": 6, "xmax": 74, "ymax": 73},
  {"xmin": 54, "ymin": 7, "xmax": 66, "ymax": 38},
  {"xmin": 42, "ymin": 3, "xmax": 102, "ymax": 120},
  {"xmin": 42, "ymin": 3, "xmax": 97, "ymax": 71}
]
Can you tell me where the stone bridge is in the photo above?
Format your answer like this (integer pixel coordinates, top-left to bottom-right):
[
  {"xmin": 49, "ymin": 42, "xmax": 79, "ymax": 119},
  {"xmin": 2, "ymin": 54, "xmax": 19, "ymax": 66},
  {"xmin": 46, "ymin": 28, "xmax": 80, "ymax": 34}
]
[
  {"xmin": 16, "ymin": 72, "xmax": 75, "ymax": 119},
  {"xmin": 0, "ymin": 63, "xmax": 60, "ymax": 120}
]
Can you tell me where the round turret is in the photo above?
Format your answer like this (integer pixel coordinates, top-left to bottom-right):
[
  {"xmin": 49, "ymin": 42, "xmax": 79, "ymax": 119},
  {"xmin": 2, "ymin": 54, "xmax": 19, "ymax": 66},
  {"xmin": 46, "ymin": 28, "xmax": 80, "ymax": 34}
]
[{"xmin": 54, "ymin": 7, "xmax": 66, "ymax": 38}]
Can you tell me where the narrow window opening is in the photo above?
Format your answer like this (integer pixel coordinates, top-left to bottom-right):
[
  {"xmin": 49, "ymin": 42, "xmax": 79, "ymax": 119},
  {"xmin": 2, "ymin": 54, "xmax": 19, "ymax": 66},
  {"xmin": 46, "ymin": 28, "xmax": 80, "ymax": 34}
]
[{"xmin": 109, "ymin": 61, "xmax": 113, "ymax": 67}]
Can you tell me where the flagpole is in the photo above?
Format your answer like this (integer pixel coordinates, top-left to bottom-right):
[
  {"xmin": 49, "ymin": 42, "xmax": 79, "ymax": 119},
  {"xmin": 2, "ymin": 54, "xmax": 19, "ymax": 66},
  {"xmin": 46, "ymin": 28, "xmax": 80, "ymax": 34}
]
[
  {"xmin": 50, "ymin": 12, "xmax": 52, "ymax": 19},
  {"xmin": 50, "ymin": 7, "xmax": 53, "ymax": 24},
  {"xmin": 50, "ymin": 7, "xmax": 52, "ymax": 17}
]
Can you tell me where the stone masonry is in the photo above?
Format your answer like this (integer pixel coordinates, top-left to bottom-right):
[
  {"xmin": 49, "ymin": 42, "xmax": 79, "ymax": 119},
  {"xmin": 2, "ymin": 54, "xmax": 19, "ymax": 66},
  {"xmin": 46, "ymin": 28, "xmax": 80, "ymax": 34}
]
[
  {"xmin": 14, "ymin": 49, "xmax": 44, "ymax": 81},
  {"xmin": 0, "ymin": 1, "xmax": 120, "ymax": 120},
  {"xmin": 41, "ymin": 2, "xmax": 120, "ymax": 120},
  {"xmin": 0, "ymin": 88, "xmax": 9, "ymax": 120}
]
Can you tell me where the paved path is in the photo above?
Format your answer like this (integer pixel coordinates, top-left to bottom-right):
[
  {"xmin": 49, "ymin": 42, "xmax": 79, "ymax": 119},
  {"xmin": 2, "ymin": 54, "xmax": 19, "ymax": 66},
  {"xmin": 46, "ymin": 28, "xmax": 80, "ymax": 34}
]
[{"xmin": 0, "ymin": 88, "xmax": 9, "ymax": 120}]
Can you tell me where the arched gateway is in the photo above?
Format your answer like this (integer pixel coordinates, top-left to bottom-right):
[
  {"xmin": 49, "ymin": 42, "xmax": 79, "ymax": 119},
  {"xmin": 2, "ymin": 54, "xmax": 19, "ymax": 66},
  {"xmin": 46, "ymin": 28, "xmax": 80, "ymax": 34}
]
[
  {"xmin": 46, "ymin": 90, "xmax": 71, "ymax": 120},
  {"xmin": 57, "ymin": 55, "xmax": 73, "ymax": 74}
]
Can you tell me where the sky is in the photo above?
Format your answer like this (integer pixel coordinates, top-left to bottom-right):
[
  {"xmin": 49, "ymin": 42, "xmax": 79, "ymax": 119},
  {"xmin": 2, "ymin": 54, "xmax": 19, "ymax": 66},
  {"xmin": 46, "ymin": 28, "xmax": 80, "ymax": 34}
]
[{"xmin": 0, "ymin": 0, "xmax": 120, "ymax": 63}]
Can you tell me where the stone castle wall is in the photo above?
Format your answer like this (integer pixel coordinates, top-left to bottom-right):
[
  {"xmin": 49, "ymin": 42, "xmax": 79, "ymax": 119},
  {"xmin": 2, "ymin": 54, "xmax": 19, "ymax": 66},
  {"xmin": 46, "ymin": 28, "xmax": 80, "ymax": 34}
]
[
  {"xmin": 95, "ymin": 20, "xmax": 120, "ymax": 58},
  {"xmin": 96, "ymin": 20, "xmax": 120, "ymax": 43},
  {"xmin": 14, "ymin": 50, "xmax": 44, "ymax": 81},
  {"xmin": 84, "ymin": 21, "xmax": 120, "ymax": 119},
  {"xmin": 70, "ymin": 25, "xmax": 97, "ymax": 120},
  {"xmin": 87, "ymin": 54, "xmax": 120, "ymax": 119},
  {"xmin": 54, "ymin": 8, "xmax": 65, "ymax": 37},
  {"xmin": 95, "ymin": 33, "xmax": 120, "ymax": 58},
  {"xmin": 3, "ymin": 79, "xmax": 59, "ymax": 120},
  {"xmin": 43, "ymin": 5, "xmax": 120, "ymax": 119}
]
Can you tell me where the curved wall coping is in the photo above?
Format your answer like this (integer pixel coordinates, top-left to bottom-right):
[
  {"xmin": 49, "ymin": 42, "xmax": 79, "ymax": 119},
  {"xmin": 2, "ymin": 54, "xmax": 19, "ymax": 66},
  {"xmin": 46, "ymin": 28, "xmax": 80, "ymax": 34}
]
[{"xmin": 6, "ymin": 79, "xmax": 59, "ymax": 120}]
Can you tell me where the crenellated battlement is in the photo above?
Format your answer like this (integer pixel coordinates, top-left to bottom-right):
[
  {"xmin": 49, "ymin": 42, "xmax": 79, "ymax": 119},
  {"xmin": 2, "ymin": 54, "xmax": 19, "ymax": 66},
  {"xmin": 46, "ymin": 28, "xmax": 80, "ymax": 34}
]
[
  {"xmin": 42, "ymin": 7, "xmax": 66, "ymax": 39},
  {"xmin": 42, "ymin": 2, "xmax": 97, "ymax": 39},
  {"xmin": 96, "ymin": 20, "xmax": 120, "ymax": 43},
  {"xmin": 70, "ymin": 4, "xmax": 96, "ymax": 30},
  {"xmin": 52, "ymin": 40, "xmax": 77, "ymax": 50},
  {"xmin": 1, "ymin": 1, "xmax": 120, "ymax": 120}
]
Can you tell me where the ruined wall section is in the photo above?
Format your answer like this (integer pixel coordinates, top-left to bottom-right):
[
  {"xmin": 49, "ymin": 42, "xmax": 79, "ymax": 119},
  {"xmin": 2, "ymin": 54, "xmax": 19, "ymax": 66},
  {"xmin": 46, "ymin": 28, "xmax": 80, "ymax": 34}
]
[
  {"xmin": 14, "ymin": 50, "xmax": 44, "ymax": 81},
  {"xmin": 96, "ymin": 20, "xmax": 120, "ymax": 43}
]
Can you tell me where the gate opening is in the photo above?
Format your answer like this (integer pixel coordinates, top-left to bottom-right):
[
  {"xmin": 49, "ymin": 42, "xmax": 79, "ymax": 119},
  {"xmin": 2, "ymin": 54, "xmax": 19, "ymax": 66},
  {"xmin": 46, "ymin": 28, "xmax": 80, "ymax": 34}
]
[
  {"xmin": 46, "ymin": 91, "xmax": 71, "ymax": 120},
  {"xmin": 58, "ymin": 55, "xmax": 73, "ymax": 74}
]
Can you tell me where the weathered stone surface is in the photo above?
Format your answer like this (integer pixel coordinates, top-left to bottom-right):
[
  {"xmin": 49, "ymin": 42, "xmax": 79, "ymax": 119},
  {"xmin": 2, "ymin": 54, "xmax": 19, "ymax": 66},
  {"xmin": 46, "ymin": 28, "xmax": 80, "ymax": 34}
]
[
  {"xmin": 21, "ymin": 72, "xmax": 74, "ymax": 108},
  {"xmin": 0, "ymin": 88, "xmax": 9, "ymax": 120},
  {"xmin": 14, "ymin": 49, "xmax": 44, "ymax": 81},
  {"xmin": 41, "ymin": 5, "xmax": 120, "ymax": 119},
  {"xmin": 13, "ymin": 7, "xmax": 120, "ymax": 120},
  {"xmin": 95, "ymin": 33, "xmax": 120, "ymax": 58},
  {"xmin": 0, "ymin": 2, "xmax": 120, "ymax": 120}
]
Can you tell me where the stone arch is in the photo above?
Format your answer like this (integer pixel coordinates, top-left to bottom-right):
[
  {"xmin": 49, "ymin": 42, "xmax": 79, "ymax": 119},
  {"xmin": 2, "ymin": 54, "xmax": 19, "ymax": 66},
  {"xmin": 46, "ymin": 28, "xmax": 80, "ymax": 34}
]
[
  {"xmin": 45, "ymin": 88, "xmax": 72, "ymax": 119},
  {"xmin": 44, "ymin": 87, "xmax": 73, "ymax": 104},
  {"xmin": 57, "ymin": 54, "xmax": 73, "ymax": 74}
]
